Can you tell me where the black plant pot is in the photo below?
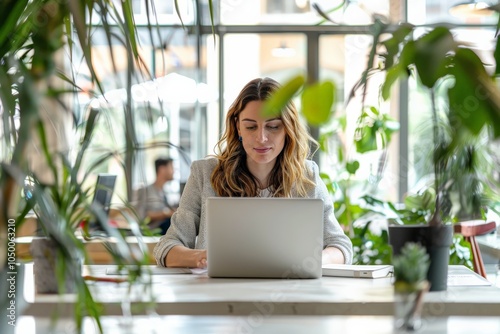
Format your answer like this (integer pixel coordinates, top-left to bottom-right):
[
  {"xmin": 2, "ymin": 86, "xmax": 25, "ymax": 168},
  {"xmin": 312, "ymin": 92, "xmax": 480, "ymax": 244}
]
[{"xmin": 388, "ymin": 224, "xmax": 453, "ymax": 292}]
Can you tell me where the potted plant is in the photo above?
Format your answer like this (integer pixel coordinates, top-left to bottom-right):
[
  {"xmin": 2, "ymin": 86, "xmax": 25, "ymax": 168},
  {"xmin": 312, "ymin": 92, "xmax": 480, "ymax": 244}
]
[
  {"xmin": 368, "ymin": 22, "xmax": 500, "ymax": 288},
  {"xmin": 393, "ymin": 242, "xmax": 430, "ymax": 331},
  {"xmin": 367, "ymin": 19, "xmax": 500, "ymax": 291},
  {"xmin": 263, "ymin": 7, "xmax": 500, "ymax": 290},
  {"xmin": 0, "ymin": 0, "xmax": 198, "ymax": 332}
]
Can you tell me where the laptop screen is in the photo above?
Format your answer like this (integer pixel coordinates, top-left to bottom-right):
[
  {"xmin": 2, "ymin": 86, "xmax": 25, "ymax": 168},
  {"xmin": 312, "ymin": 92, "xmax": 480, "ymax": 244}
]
[
  {"xmin": 92, "ymin": 174, "xmax": 116, "ymax": 215},
  {"xmin": 89, "ymin": 174, "xmax": 116, "ymax": 231}
]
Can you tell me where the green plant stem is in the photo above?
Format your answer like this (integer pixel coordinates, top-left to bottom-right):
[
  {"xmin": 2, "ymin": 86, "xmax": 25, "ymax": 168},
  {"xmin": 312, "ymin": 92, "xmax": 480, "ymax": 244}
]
[{"xmin": 429, "ymin": 88, "xmax": 441, "ymax": 227}]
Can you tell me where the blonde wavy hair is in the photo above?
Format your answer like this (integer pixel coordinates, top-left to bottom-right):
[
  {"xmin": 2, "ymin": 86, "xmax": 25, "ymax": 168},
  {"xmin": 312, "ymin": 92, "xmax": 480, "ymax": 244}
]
[{"xmin": 211, "ymin": 77, "xmax": 317, "ymax": 197}]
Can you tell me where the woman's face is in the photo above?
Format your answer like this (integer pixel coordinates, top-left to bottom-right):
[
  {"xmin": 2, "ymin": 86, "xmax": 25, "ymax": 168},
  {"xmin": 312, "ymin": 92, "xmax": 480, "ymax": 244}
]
[{"xmin": 236, "ymin": 100, "xmax": 286, "ymax": 169}]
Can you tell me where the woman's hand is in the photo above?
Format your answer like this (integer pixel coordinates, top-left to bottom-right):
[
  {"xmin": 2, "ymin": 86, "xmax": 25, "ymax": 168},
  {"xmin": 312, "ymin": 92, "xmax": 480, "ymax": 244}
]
[
  {"xmin": 195, "ymin": 254, "xmax": 207, "ymax": 268},
  {"xmin": 165, "ymin": 245, "xmax": 207, "ymax": 268}
]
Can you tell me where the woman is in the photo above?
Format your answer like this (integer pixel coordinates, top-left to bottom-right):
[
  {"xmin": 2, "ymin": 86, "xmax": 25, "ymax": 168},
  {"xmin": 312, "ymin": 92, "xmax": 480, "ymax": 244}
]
[{"xmin": 153, "ymin": 77, "xmax": 353, "ymax": 268}]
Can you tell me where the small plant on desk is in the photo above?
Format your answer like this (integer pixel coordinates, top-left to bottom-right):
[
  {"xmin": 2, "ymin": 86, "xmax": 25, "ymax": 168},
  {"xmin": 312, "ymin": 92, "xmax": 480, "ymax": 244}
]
[{"xmin": 393, "ymin": 242, "xmax": 430, "ymax": 331}]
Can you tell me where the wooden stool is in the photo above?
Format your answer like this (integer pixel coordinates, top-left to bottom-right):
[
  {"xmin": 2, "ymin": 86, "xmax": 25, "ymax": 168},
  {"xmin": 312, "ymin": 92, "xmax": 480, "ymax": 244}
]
[{"xmin": 454, "ymin": 220, "xmax": 497, "ymax": 278}]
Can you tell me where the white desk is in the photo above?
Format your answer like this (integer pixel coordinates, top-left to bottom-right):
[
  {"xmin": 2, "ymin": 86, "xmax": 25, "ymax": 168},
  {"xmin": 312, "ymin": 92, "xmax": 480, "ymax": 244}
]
[
  {"xmin": 22, "ymin": 264, "xmax": 500, "ymax": 318},
  {"xmin": 14, "ymin": 315, "xmax": 500, "ymax": 334}
]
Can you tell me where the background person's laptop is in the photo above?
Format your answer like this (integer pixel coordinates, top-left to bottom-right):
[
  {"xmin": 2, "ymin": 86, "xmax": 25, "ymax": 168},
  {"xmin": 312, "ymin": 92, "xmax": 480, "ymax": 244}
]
[
  {"xmin": 88, "ymin": 174, "xmax": 117, "ymax": 234},
  {"xmin": 206, "ymin": 197, "xmax": 324, "ymax": 279}
]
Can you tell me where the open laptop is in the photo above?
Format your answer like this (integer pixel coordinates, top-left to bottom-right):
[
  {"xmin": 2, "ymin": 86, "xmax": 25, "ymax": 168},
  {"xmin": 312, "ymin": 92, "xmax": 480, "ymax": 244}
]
[
  {"xmin": 88, "ymin": 174, "xmax": 117, "ymax": 234},
  {"xmin": 206, "ymin": 197, "xmax": 324, "ymax": 279}
]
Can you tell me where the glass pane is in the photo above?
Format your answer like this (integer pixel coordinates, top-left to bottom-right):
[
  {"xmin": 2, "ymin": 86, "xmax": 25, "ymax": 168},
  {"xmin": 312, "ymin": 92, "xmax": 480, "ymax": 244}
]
[
  {"xmin": 74, "ymin": 27, "xmax": 217, "ymax": 203},
  {"xmin": 222, "ymin": 33, "xmax": 306, "ymax": 111},
  {"xmin": 219, "ymin": 0, "xmax": 389, "ymax": 25},
  {"xmin": 319, "ymin": 34, "xmax": 400, "ymax": 203},
  {"xmin": 408, "ymin": 0, "xmax": 498, "ymax": 25},
  {"xmin": 131, "ymin": 0, "xmax": 195, "ymax": 25}
]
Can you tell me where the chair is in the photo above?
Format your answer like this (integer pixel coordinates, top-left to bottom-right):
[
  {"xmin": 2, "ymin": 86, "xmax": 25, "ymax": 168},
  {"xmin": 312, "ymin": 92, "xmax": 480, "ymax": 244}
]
[{"xmin": 454, "ymin": 220, "xmax": 497, "ymax": 279}]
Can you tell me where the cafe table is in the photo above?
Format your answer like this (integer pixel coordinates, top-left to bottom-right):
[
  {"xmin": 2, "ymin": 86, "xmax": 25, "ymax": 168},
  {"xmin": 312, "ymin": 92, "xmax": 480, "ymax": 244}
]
[{"xmin": 21, "ymin": 263, "xmax": 500, "ymax": 318}]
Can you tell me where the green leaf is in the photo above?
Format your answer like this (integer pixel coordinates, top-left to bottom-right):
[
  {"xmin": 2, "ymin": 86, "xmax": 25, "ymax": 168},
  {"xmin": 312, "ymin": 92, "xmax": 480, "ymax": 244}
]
[
  {"xmin": 382, "ymin": 64, "xmax": 404, "ymax": 100},
  {"xmin": 393, "ymin": 242, "xmax": 430, "ymax": 285},
  {"xmin": 346, "ymin": 160, "xmax": 360, "ymax": 175},
  {"xmin": 121, "ymin": 0, "xmax": 139, "ymax": 58},
  {"xmin": 369, "ymin": 106, "xmax": 379, "ymax": 116},
  {"xmin": 491, "ymin": 4, "xmax": 500, "ymax": 37},
  {"xmin": 301, "ymin": 80, "xmax": 335, "ymax": 126},
  {"xmin": 320, "ymin": 173, "xmax": 338, "ymax": 194},
  {"xmin": 382, "ymin": 23, "xmax": 414, "ymax": 69},
  {"xmin": 355, "ymin": 125, "xmax": 378, "ymax": 153},
  {"xmin": 318, "ymin": 133, "xmax": 328, "ymax": 152},
  {"xmin": 0, "ymin": 0, "xmax": 30, "ymax": 55},
  {"xmin": 312, "ymin": 1, "xmax": 346, "ymax": 25},
  {"xmin": 174, "ymin": 0, "xmax": 186, "ymax": 29},
  {"xmin": 337, "ymin": 144, "xmax": 344, "ymax": 163},
  {"xmin": 261, "ymin": 75, "xmax": 305, "ymax": 118},
  {"xmin": 448, "ymin": 48, "xmax": 500, "ymax": 138},
  {"xmin": 404, "ymin": 188, "xmax": 436, "ymax": 212},
  {"xmin": 67, "ymin": 0, "xmax": 104, "ymax": 96},
  {"xmin": 494, "ymin": 35, "xmax": 500, "ymax": 76},
  {"xmin": 207, "ymin": 0, "xmax": 215, "ymax": 41},
  {"xmin": 359, "ymin": 18, "xmax": 388, "ymax": 107},
  {"xmin": 399, "ymin": 40, "xmax": 417, "ymax": 68},
  {"xmin": 414, "ymin": 27, "xmax": 456, "ymax": 88}
]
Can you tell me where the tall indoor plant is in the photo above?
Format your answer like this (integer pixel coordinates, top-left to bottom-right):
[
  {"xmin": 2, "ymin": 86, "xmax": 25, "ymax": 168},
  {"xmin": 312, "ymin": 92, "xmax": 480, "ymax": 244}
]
[
  {"xmin": 0, "ymin": 0, "xmax": 212, "ymax": 332},
  {"xmin": 371, "ymin": 20, "xmax": 500, "ymax": 291},
  {"xmin": 337, "ymin": 8, "xmax": 500, "ymax": 289},
  {"xmin": 264, "ymin": 7, "xmax": 500, "ymax": 291}
]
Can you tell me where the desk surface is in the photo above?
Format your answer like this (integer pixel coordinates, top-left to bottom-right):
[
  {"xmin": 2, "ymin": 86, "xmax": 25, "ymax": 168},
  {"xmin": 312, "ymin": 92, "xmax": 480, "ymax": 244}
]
[
  {"xmin": 22, "ymin": 264, "xmax": 500, "ymax": 318},
  {"xmin": 15, "ymin": 315, "xmax": 500, "ymax": 334}
]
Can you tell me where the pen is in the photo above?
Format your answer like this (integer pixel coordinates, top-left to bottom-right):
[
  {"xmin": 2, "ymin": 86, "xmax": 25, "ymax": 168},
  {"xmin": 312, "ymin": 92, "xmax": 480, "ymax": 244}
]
[{"xmin": 83, "ymin": 275, "xmax": 127, "ymax": 283}]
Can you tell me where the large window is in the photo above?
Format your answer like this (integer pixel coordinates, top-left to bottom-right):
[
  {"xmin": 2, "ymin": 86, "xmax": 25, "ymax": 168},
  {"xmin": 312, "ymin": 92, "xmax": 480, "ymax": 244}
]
[
  {"xmin": 319, "ymin": 34, "xmax": 399, "ymax": 202},
  {"xmin": 74, "ymin": 24, "xmax": 216, "ymax": 203},
  {"xmin": 72, "ymin": 0, "xmax": 499, "ymax": 205},
  {"xmin": 222, "ymin": 33, "xmax": 306, "ymax": 108}
]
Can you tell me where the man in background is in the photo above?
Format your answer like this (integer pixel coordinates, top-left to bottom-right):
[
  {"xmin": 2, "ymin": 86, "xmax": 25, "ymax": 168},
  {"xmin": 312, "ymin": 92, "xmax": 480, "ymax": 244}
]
[{"xmin": 134, "ymin": 157, "xmax": 177, "ymax": 235}]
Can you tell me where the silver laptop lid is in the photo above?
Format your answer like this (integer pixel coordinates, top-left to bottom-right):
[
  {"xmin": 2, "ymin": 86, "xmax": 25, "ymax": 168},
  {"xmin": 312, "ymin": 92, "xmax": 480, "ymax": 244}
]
[{"xmin": 206, "ymin": 197, "xmax": 324, "ymax": 279}]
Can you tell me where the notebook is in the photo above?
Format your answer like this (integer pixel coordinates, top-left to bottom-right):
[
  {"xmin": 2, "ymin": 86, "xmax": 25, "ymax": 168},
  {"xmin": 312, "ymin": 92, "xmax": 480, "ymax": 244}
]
[
  {"xmin": 206, "ymin": 197, "xmax": 324, "ymax": 279},
  {"xmin": 322, "ymin": 264, "xmax": 393, "ymax": 278}
]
